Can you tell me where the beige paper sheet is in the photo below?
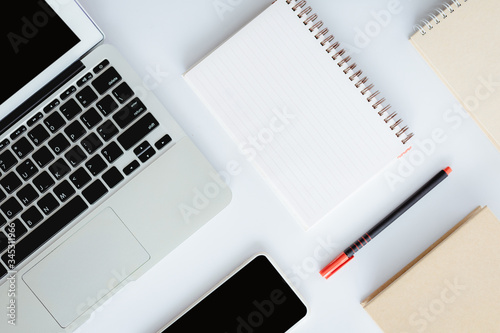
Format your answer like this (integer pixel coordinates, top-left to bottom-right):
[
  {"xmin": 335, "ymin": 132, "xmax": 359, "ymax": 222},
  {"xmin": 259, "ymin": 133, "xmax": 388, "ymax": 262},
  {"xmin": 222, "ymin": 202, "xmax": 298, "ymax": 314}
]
[
  {"xmin": 410, "ymin": 0, "xmax": 500, "ymax": 150},
  {"xmin": 362, "ymin": 206, "xmax": 500, "ymax": 333}
]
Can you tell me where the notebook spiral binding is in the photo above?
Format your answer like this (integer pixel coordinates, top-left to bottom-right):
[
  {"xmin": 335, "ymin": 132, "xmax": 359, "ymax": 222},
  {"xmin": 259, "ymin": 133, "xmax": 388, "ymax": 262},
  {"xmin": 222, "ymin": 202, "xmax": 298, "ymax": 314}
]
[
  {"xmin": 285, "ymin": 0, "xmax": 413, "ymax": 144},
  {"xmin": 414, "ymin": 0, "xmax": 468, "ymax": 35}
]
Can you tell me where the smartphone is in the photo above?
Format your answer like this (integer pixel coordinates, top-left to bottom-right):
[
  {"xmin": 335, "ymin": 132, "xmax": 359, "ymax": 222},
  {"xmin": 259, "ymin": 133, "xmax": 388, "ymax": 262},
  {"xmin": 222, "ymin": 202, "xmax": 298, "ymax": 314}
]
[{"xmin": 157, "ymin": 254, "xmax": 308, "ymax": 332}]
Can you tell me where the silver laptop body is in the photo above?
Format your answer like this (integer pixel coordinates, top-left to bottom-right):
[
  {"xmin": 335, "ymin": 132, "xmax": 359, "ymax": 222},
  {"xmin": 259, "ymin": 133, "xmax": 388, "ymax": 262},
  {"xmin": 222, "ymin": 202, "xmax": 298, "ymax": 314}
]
[{"xmin": 0, "ymin": 1, "xmax": 231, "ymax": 332}]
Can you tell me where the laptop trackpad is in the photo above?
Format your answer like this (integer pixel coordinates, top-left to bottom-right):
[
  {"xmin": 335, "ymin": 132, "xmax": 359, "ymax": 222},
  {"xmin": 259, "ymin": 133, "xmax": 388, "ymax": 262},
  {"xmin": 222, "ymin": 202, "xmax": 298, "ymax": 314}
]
[{"xmin": 23, "ymin": 208, "xmax": 150, "ymax": 328}]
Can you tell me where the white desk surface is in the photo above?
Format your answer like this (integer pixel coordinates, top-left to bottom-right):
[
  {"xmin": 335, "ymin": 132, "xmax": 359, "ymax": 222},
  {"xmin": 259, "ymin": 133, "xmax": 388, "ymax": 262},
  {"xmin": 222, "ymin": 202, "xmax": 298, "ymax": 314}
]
[{"xmin": 75, "ymin": 0, "xmax": 500, "ymax": 332}]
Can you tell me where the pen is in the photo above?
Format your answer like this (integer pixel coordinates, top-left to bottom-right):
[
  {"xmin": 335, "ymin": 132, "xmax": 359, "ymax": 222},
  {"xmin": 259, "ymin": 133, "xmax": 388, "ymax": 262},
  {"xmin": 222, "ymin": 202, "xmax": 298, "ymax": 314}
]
[{"xmin": 320, "ymin": 167, "xmax": 452, "ymax": 279}]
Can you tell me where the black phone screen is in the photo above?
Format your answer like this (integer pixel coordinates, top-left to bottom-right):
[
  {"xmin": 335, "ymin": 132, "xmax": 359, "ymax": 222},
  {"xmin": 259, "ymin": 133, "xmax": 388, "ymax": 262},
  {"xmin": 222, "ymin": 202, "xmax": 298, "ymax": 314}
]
[{"xmin": 161, "ymin": 255, "xmax": 307, "ymax": 333}]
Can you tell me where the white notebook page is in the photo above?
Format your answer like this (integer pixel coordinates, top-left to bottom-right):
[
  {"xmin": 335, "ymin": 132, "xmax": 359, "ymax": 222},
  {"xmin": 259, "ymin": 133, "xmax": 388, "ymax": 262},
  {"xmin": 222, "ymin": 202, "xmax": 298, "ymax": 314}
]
[{"xmin": 184, "ymin": 0, "xmax": 407, "ymax": 228}]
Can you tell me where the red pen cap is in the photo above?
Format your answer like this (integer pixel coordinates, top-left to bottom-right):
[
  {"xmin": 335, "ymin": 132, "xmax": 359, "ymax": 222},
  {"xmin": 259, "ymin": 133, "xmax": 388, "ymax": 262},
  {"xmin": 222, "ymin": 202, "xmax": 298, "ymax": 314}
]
[{"xmin": 319, "ymin": 252, "xmax": 353, "ymax": 279}]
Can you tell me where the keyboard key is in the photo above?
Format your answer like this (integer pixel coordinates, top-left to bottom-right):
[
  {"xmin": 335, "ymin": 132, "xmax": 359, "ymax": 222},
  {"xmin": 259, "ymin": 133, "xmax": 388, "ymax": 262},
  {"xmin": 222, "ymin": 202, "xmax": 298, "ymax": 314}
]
[
  {"xmin": 28, "ymin": 124, "xmax": 50, "ymax": 146},
  {"xmin": 43, "ymin": 99, "xmax": 60, "ymax": 113},
  {"xmin": 11, "ymin": 137, "xmax": 34, "ymax": 159},
  {"xmin": 32, "ymin": 146, "xmax": 55, "ymax": 168},
  {"xmin": 44, "ymin": 112, "xmax": 66, "ymax": 133},
  {"xmin": 102, "ymin": 167, "xmax": 124, "ymax": 189},
  {"xmin": 27, "ymin": 112, "xmax": 44, "ymax": 127},
  {"xmin": 93, "ymin": 59, "xmax": 110, "ymax": 74},
  {"xmin": 17, "ymin": 184, "xmax": 39, "ymax": 206},
  {"xmin": 21, "ymin": 206, "xmax": 43, "ymax": 228},
  {"xmin": 0, "ymin": 150, "xmax": 18, "ymax": 172},
  {"xmin": 48, "ymin": 159, "xmax": 71, "ymax": 180},
  {"xmin": 76, "ymin": 86, "xmax": 98, "ymax": 107},
  {"xmin": 92, "ymin": 67, "xmax": 121, "ymax": 94},
  {"xmin": 76, "ymin": 72, "xmax": 93, "ymax": 87},
  {"xmin": 81, "ymin": 107, "xmax": 103, "ymax": 129},
  {"xmin": 33, "ymin": 171, "xmax": 55, "ymax": 193},
  {"xmin": 48, "ymin": 133, "xmax": 70, "ymax": 155},
  {"xmin": 113, "ymin": 82, "xmax": 134, "ymax": 104},
  {"xmin": 60, "ymin": 99, "xmax": 82, "ymax": 120},
  {"xmin": 0, "ymin": 212, "xmax": 6, "ymax": 227},
  {"xmin": 53, "ymin": 180, "xmax": 76, "ymax": 203},
  {"xmin": 69, "ymin": 168, "xmax": 91, "ymax": 189},
  {"xmin": 97, "ymin": 120, "xmax": 119, "ymax": 141},
  {"xmin": 0, "ymin": 172, "xmax": 22, "ymax": 194},
  {"xmin": 64, "ymin": 121, "xmax": 86, "ymax": 142},
  {"xmin": 65, "ymin": 146, "xmax": 87, "ymax": 167},
  {"xmin": 96, "ymin": 95, "xmax": 119, "ymax": 116},
  {"xmin": 16, "ymin": 159, "xmax": 39, "ymax": 181},
  {"xmin": 155, "ymin": 134, "xmax": 172, "ymax": 150},
  {"xmin": 123, "ymin": 160, "xmax": 140, "ymax": 176},
  {"xmin": 0, "ymin": 232, "xmax": 8, "ymax": 253},
  {"xmin": 1, "ymin": 198, "xmax": 22, "ymax": 219},
  {"xmin": 0, "ymin": 139, "xmax": 10, "ymax": 152},
  {"xmin": 1, "ymin": 196, "xmax": 88, "ymax": 269},
  {"xmin": 113, "ymin": 97, "xmax": 147, "ymax": 129},
  {"xmin": 117, "ymin": 113, "xmax": 159, "ymax": 150},
  {"xmin": 134, "ymin": 141, "xmax": 149, "ymax": 154},
  {"xmin": 82, "ymin": 180, "xmax": 108, "ymax": 204},
  {"xmin": 134, "ymin": 141, "xmax": 156, "ymax": 163},
  {"xmin": 101, "ymin": 142, "xmax": 123, "ymax": 163},
  {"xmin": 81, "ymin": 133, "xmax": 103, "ymax": 155},
  {"xmin": 0, "ymin": 262, "xmax": 6, "ymax": 279},
  {"xmin": 37, "ymin": 193, "xmax": 60, "ymax": 216},
  {"xmin": 10, "ymin": 126, "xmax": 27, "ymax": 140},
  {"xmin": 86, "ymin": 155, "xmax": 107, "ymax": 176},
  {"xmin": 60, "ymin": 85, "xmax": 77, "ymax": 100}
]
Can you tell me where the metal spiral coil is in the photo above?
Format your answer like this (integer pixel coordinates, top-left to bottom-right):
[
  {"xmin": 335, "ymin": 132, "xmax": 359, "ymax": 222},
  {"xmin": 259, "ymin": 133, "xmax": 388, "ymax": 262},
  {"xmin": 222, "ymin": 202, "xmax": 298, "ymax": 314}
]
[
  {"xmin": 415, "ymin": 0, "xmax": 467, "ymax": 35},
  {"xmin": 285, "ymin": 0, "xmax": 413, "ymax": 144}
]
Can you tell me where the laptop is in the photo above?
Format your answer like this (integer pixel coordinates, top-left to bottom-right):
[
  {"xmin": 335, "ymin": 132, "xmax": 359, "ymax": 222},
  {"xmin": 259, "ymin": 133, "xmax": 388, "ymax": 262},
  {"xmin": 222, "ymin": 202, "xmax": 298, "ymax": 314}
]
[{"xmin": 1, "ymin": 1, "xmax": 232, "ymax": 331}]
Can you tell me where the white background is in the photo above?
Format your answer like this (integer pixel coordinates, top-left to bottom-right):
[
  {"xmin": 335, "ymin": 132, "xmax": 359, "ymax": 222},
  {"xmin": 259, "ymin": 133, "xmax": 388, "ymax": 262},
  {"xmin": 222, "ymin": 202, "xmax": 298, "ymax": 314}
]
[{"xmin": 75, "ymin": 0, "xmax": 500, "ymax": 332}]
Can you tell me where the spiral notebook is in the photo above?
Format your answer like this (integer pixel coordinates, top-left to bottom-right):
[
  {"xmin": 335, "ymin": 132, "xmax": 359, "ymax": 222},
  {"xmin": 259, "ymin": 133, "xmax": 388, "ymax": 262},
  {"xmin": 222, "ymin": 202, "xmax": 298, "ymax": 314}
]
[
  {"xmin": 410, "ymin": 0, "xmax": 500, "ymax": 151},
  {"xmin": 184, "ymin": 0, "xmax": 413, "ymax": 229}
]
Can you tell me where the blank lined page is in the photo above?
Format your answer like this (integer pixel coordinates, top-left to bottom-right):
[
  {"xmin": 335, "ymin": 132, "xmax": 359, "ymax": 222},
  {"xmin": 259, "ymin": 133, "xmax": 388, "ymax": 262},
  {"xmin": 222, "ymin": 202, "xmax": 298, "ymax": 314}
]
[{"xmin": 184, "ymin": 0, "xmax": 406, "ymax": 228}]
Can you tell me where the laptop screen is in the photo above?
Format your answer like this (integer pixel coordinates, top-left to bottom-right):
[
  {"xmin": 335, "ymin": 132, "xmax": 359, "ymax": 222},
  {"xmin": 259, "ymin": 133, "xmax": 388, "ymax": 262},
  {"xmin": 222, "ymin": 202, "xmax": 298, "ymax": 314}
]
[{"xmin": 1, "ymin": 1, "xmax": 81, "ymax": 106}]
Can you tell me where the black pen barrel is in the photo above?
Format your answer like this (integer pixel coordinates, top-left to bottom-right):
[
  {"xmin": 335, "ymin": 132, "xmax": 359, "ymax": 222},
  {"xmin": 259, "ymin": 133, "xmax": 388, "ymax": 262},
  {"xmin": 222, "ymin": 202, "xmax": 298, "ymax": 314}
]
[
  {"xmin": 344, "ymin": 169, "xmax": 449, "ymax": 257},
  {"xmin": 368, "ymin": 169, "xmax": 449, "ymax": 238}
]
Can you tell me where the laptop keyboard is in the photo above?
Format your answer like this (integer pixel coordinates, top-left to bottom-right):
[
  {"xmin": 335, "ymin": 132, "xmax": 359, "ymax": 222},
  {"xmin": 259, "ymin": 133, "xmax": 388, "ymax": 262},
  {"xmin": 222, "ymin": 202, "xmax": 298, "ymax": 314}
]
[{"xmin": 0, "ymin": 59, "xmax": 172, "ymax": 279}]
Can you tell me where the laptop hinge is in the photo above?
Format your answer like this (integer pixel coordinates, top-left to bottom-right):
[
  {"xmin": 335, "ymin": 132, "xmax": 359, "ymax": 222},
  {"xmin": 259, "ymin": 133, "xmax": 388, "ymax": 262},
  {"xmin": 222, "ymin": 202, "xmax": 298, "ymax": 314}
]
[{"xmin": 0, "ymin": 60, "xmax": 85, "ymax": 137}]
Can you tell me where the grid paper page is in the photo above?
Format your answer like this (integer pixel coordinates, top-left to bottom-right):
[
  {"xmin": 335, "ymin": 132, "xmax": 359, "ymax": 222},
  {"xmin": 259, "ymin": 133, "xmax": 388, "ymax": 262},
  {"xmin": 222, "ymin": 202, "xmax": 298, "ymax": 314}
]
[{"xmin": 184, "ymin": 0, "xmax": 405, "ymax": 228}]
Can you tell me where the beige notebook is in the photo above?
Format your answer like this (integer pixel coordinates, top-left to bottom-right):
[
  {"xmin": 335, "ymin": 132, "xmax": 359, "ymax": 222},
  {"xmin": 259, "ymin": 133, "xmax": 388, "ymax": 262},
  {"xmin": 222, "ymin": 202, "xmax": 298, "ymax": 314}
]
[
  {"xmin": 410, "ymin": 0, "xmax": 500, "ymax": 150},
  {"xmin": 184, "ymin": 0, "xmax": 413, "ymax": 229},
  {"xmin": 362, "ymin": 206, "xmax": 500, "ymax": 333}
]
